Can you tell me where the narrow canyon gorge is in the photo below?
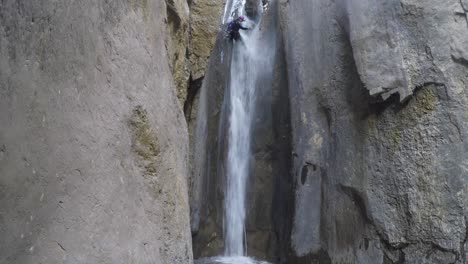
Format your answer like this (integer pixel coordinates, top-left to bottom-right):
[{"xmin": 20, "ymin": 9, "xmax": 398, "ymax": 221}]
[{"xmin": 0, "ymin": 0, "xmax": 467, "ymax": 263}]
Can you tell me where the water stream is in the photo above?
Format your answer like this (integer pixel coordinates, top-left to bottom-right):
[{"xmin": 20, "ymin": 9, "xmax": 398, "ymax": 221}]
[
  {"xmin": 224, "ymin": 0, "xmax": 271, "ymax": 259},
  {"xmin": 195, "ymin": 0, "xmax": 275, "ymax": 263}
]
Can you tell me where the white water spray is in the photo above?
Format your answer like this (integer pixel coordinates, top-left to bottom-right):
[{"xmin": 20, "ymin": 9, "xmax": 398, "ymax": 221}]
[
  {"xmin": 223, "ymin": 1, "xmax": 272, "ymax": 258},
  {"xmin": 195, "ymin": 0, "xmax": 276, "ymax": 263}
]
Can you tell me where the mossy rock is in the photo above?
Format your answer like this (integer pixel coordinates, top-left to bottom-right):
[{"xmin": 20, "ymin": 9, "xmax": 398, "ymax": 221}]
[
  {"xmin": 129, "ymin": 106, "xmax": 160, "ymax": 176},
  {"xmin": 386, "ymin": 128, "xmax": 402, "ymax": 150},
  {"xmin": 413, "ymin": 87, "xmax": 437, "ymax": 114}
]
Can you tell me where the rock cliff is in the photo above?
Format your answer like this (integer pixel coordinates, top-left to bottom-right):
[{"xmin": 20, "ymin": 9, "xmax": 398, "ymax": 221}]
[
  {"xmin": 281, "ymin": 0, "xmax": 468, "ymax": 263},
  {"xmin": 191, "ymin": 0, "xmax": 468, "ymax": 263},
  {"xmin": 0, "ymin": 1, "xmax": 192, "ymax": 263}
]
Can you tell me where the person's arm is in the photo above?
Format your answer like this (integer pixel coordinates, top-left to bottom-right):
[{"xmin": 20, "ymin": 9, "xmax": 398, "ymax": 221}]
[{"xmin": 239, "ymin": 24, "xmax": 249, "ymax": 30}]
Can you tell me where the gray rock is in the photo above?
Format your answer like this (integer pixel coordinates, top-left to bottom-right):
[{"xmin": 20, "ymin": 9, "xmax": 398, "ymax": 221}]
[
  {"xmin": 0, "ymin": 1, "xmax": 192, "ymax": 263},
  {"xmin": 190, "ymin": 31, "xmax": 231, "ymax": 258},
  {"xmin": 280, "ymin": 0, "xmax": 468, "ymax": 263},
  {"xmin": 188, "ymin": 0, "xmax": 225, "ymax": 81},
  {"xmin": 343, "ymin": 0, "xmax": 411, "ymax": 101},
  {"xmin": 164, "ymin": 0, "xmax": 191, "ymax": 104}
]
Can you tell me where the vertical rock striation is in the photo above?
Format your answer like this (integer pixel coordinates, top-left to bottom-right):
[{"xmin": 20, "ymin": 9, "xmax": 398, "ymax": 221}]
[
  {"xmin": 280, "ymin": 0, "xmax": 468, "ymax": 263},
  {"xmin": 164, "ymin": 0, "xmax": 190, "ymax": 104},
  {"xmin": 0, "ymin": 1, "xmax": 192, "ymax": 263},
  {"xmin": 188, "ymin": 0, "xmax": 224, "ymax": 82}
]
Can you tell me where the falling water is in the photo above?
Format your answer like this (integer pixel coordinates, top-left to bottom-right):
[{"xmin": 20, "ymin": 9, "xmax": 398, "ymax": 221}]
[
  {"xmin": 222, "ymin": 0, "xmax": 244, "ymax": 23},
  {"xmin": 223, "ymin": 0, "xmax": 272, "ymax": 258},
  {"xmin": 195, "ymin": 0, "xmax": 276, "ymax": 263}
]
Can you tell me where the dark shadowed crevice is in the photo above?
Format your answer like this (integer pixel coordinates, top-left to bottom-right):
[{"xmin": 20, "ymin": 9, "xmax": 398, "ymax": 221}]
[
  {"xmin": 291, "ymin": 249, "xmax": 332, "ymax": 264},
  {"xmin": 300, "ymin": 163, "xmax": 317, "ymax": 185},
  {"xmin": 320, "ymin": 106, "xmax": 332, "ymax": 134},
  {"xmin": 451, "ymin": 54, "xmax": 468, "ymax": 68},
  {"xmin": 184, "ymin": 76, "xmax": 204, "ymax": 121},
  {"xmin": 166, "ymin": 0, "xmax": 181, "ymax": 32},
  {"xmin": 300, "ymin": 165, "xmax": 307, "ymax": 185},
  {"xmin": 367, "ymin": 93, "xmax": 400, "ymax": 116}
]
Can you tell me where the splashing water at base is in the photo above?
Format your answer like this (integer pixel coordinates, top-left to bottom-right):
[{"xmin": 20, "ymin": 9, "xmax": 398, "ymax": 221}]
[{"xmin": 195, "ymin": 256, "xmax": 271, "ymax": 264}]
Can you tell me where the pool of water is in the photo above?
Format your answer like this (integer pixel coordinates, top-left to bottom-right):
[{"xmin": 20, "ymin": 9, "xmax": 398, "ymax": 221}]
[{"xmin": 195, "ymin": 256, "xmax": 271, "ymax": 264}]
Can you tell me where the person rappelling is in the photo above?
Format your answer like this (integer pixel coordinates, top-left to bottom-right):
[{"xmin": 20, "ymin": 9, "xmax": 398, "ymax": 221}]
[{"xmin": 226, "ymin": 16, "xmax": 249, "ymax": 41}]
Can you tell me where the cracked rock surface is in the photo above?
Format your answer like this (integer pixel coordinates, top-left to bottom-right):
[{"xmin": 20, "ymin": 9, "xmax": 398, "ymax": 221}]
[{"xmin": 281, "ymin": 0, "xmax": 468, "ymax": 263}]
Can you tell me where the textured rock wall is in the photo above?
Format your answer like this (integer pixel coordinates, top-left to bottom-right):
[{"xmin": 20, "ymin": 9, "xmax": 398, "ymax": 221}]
[
  {"xmin": 164, "ymin": 0, "xmax": 223, "ymax": 107},
  {"xmin": 189, "ymin": 32, "xmax": 231, "ymax": 257},
  {"xmin": 188, "ymin": 0, "xmax": 224, "ymax": 82},
  {"xmin": 280, "ymin": 0, "xmax": 468, "ymax": 263},
  {"xmin": 164, "ymin": 0, "xmax": 190, "ymax": 104},
  {"xmin": 185, "ymin": 0, "xmax": 224, "ymax": 176},
  {"xmin": 0, "ymin": 1, "xmax": 192, "ymax": 263}
]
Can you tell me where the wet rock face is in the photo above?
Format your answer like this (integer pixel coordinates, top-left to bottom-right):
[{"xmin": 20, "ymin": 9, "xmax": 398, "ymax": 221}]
[
  {"xmin": 0, "ymin": 1, "xmax": 192, "ymax": 263},
  {"xmin": 188, "ymin": 0, "xmax": 224, "ymax": 81},
  {"xmin": 165, "ymin": 0, "xmax": 224, "ymax": 108},
  {"xmin": 189, "ymin": 32, "xmax": 231, "ymax": 258},
  {"xmin": 184, "ymin": 0, "xmax": 224, "ymax": 122},
  {"xmin": 281, "ymin": 0, "xmax": 468, "ymax": 263}
]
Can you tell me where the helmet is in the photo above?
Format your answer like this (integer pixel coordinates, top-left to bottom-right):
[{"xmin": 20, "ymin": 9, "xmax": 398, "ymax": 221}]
[{"xmin": 238, "ymin": 16, "xmax": 245, "ymax": 21}]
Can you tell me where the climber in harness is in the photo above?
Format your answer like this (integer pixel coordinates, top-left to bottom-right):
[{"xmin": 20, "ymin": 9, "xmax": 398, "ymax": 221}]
[{"xmin": 226, "ymin": 16, "xmax": 249, "ymax": 41}]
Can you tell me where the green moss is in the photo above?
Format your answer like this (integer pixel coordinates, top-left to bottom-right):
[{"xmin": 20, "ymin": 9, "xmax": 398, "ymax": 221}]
[
  {"xmin": 129, "ymin": 106, "xmax": 159, "ymax": 176},
  {"xmin": 145, "ymin": 162, "xmax": 157, "ymax": 175},
  {"xmin": 387, "ymin": 128, "xmax": 402, "ymax": 150},
  {"xmin": 413, "ymin": 88, "xmax": 437, "ymax": 114}
]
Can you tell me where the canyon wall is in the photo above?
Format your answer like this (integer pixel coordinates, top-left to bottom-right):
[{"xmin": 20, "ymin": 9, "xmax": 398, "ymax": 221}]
[
  {"xmin": 0, "ymin": 1, "xmax": 193, "ymax": 263},
  {"xmin": 281, "ymin": 0, "xmax": 468, "ymax": 263}
]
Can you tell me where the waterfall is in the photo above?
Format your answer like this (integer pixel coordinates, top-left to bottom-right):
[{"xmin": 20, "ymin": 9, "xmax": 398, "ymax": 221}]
[
  {"xmin": 223, "ymin": 28, "xmax": 256, "ymax": 258},
  {"xmin": 194, "ymin": 0, "xmax": 276, "ymax": 262},
  {"xmin": 223, "ymin": 0, "xmax": 273, "ymax": 258}
]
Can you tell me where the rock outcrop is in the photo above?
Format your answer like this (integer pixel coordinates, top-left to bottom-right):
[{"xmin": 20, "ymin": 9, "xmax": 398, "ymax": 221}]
[
  {"xmin": 164, "ymin": 0, "xmax": 223, "ymax": 107},
  {"xmin": 188, "ymin": 0, "xmax": 224, "ymax": 82},
  {"xmin": 281, "ymin": 0, "xmax": 468, "ymax": 263},
  {"xmin": 0, "ymin": 1, "xmax": 192, "ymax": 263},
  {"xmin": 164, "ymin": 0, "xmax": 190, "ymax": 104}
]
